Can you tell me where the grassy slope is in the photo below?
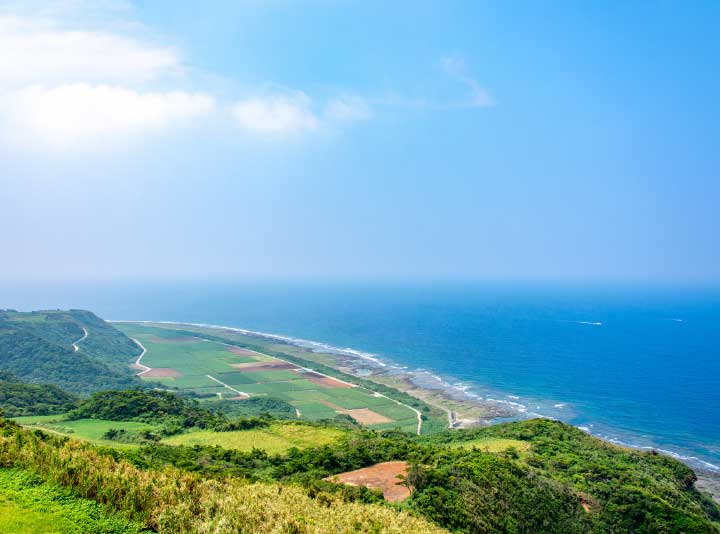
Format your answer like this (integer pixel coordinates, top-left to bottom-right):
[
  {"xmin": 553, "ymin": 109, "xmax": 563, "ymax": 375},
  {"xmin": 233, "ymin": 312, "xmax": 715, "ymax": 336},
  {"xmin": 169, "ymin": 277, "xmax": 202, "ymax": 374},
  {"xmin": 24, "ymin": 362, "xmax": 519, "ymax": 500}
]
[
  {"xmin": 0, "ymin": 419, "xmax": 445, "ymax": 534},
  {"xmin": 18, "ymin": 415, "xmax": 345, "ymax": 454},
  {"xmin": 0, "ymin": 468, "xmax": 145, "ymax": 534},
  {"xmin": 21, "ymin": 418, "xmax": 158, "ymax": 449}
]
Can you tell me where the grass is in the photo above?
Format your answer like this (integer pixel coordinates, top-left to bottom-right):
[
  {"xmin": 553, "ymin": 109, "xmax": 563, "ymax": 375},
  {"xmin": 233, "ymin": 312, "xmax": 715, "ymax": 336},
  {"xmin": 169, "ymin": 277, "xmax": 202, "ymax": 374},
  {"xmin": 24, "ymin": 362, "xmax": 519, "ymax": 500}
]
[
  {"xmin": 0, "ymin": 468, "xmax": 145, "ymax": 533},
  {"xmin": 11, "ymin": 414, "xmax": 67, "ymax": 425},
  {"xmin": 444, "ymin": 437, "xmax": 532, "ymax": 453},
  {"xmin": 161, "ymin": 422, "xmax": 346, "ymax": 454},
  {"xmin": 19, "ymin": 418, "xmax": 157, "ymax": 449}
]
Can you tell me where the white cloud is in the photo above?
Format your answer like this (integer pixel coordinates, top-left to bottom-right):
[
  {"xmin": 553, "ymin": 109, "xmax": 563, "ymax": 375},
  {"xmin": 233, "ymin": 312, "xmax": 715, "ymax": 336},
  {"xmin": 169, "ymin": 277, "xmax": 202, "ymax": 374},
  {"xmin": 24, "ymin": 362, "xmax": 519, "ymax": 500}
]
[
  {"xmin": 3, "ymin": 84, "xmax": 214, "ymax": 146},
  {"xmin": 230, "ymin": 92, "xmax": 319, "ymax": 135},
  {"xmin": 0, "ymin": 15, "xmax": 181, "ymax": 87},
  {"xmin": 324, "ymin": 95, "xmax": 372, "ymax": 122},
  {"xmin": 441, "ymin": 55, "xmax": 495, "ymax": 108}
]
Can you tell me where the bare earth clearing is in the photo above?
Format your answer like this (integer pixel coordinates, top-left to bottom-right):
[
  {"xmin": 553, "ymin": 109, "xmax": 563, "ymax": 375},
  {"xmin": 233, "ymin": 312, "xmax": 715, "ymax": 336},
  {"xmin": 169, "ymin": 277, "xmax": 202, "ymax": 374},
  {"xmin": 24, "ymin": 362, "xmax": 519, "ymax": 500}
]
[{"xmin": 327, "ymin": 461, "xmax": 411, "ymax": 502}]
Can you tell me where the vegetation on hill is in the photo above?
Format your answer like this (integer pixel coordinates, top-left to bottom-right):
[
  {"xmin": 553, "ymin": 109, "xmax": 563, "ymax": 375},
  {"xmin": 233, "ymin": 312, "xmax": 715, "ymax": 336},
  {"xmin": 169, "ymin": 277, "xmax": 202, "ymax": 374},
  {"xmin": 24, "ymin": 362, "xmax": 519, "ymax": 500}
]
[
  {"xmin": 420, "ymin": 420, "xmax": 720, "ymax": 532},
  {"xmin": 0, "ymin": 372, "xmax": 78, "ymax": 417},
  {"xmin": 69, "ymin": 389, "xmax": 216, "ymax": 425},
  {"xmin": 118, "ymin": 418, "xmax": 719, "ymax": 532},
  {"xmin": 0, "ymin": 418, "xmax": 443, "ymax": 533},
  {"xmin": 0, "ymin": 310, "xmax": 141, "ymax": 395},
  {"xmin": 6, "ymin": 388, "xmax": 720, "ymax": 531}
]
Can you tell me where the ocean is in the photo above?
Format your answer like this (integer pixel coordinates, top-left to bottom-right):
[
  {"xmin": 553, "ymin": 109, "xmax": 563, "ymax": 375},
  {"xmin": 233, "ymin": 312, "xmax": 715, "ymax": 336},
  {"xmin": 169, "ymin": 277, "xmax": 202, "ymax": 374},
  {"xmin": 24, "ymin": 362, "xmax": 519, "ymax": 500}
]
[{"xmin": 3, "ymin": 281, "xmax": 719, "ymax": 471}]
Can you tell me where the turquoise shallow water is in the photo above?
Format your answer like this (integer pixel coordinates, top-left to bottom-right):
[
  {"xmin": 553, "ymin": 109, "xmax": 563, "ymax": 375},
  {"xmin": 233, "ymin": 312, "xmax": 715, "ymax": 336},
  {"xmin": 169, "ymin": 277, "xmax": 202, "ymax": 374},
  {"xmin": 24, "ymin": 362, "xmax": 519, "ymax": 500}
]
[{"xmin": 3, "ymin": 282, "xmax": 719, "ymax": 471}]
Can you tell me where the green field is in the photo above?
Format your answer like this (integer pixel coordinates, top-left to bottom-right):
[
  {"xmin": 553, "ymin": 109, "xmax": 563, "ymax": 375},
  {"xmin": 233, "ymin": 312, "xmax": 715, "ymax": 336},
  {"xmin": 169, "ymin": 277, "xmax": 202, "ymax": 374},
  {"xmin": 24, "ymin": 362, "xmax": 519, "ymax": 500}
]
[
  {"xmin": 116, "ymin": 323, "xmax": 420, "ymax": 433},
  {"xmin": 444, "ymin": 437, "xmax": 531, "ymax": 453},
  {"xmin": 161, "ymin": 422, "xmax": 345, "ymax": 454},
  {"xmin": 17, "ymin": 418, "xmax": 157, "ymax": 449},
  {"xmin": 0, "ymin": 468, "xmax": 145, "ymax": 533}
]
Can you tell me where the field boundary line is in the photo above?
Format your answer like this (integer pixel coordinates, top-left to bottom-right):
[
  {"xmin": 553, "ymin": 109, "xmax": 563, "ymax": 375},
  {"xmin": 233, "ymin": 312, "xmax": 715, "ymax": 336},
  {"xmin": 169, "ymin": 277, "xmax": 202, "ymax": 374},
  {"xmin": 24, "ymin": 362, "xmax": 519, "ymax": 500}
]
[
  {"xmin": 206, "ymin": 374, "xmax": 249, "ymax": 399},
  {"xmin": 366, "ymin": 390, "xmax": 423, "ymax": 435}
]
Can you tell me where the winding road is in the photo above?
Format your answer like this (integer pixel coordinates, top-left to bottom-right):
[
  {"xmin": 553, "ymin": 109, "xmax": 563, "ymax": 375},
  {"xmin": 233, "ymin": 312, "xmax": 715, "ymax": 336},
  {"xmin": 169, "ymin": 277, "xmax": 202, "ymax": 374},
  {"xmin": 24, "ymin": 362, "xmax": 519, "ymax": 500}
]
[
  {"xmin": 71, "ymin": 327, "xmax": 88, "ymax": 352},
  {"xmin": 131, "ymin": 338, "xmax": 151, "ymax": 376}
]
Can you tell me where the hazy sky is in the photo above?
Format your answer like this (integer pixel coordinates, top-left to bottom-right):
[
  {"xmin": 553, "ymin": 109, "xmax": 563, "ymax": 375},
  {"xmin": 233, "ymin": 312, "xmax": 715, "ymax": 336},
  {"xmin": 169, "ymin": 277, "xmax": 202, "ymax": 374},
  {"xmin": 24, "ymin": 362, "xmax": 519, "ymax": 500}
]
[{"xmin": 1, "ymin": 1, "xmax": 718, "ymax": 284}]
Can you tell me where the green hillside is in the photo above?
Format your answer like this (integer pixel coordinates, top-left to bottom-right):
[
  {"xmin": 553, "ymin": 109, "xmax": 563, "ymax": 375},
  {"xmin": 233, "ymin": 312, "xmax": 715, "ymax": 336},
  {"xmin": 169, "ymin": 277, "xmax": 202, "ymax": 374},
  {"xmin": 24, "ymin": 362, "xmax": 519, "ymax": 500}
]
[
  {"xmin": 0, "ymin": 372, "xmax": 78, "ymax": 417},
  {"xmin": 0, "ymin": 310, "xmax": 141, "ymax": 394}
]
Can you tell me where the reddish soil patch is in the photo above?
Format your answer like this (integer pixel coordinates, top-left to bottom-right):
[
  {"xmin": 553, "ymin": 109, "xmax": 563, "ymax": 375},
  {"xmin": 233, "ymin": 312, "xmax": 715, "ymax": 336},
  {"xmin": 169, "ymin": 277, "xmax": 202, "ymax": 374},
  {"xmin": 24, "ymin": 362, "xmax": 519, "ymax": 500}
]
[
  {"xmin": 140, "ymin": 368, "xmax": 182, "ymax": 378},
  {"xmin": 227, "ymin": 347, "xmax": 259, "ymax": 356},
  {"xmin": 295, "ymin": 370, "xmax": 353, "ymax": 388},
  {"xmin": 230, "ymin": 361, "xmax": 299, "ymax": 372},
  {"xmin": 326, "ymin": 461, "xmax": 410, "ymax": 502},
  {"xmin": 341, "ymin": 408, "xmax": 393, "ymax": 425},
  {"xmin": 315, "ymin": 402, "xmax": 393, "ymax": 425},
  {"xmin": 149, "ymin": 336, "xmax": 197, "ymax": 343}
]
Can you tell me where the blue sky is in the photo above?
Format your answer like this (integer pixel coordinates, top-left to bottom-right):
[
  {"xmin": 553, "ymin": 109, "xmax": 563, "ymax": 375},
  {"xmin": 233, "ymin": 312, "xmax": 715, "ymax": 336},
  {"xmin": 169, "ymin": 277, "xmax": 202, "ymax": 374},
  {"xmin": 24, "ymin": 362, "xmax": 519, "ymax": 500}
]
[{"xmin": 1, "ymin": 1, "xmax": 718, "ymax": 283}]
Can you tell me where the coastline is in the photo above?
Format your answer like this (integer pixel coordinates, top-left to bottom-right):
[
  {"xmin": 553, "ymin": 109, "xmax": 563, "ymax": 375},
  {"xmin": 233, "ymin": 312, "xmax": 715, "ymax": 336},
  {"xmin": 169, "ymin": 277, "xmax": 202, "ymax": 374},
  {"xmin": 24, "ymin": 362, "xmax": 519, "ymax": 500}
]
[{"xmin": 114, "ymin": 319, "xmax": 720, "ymax": 486}]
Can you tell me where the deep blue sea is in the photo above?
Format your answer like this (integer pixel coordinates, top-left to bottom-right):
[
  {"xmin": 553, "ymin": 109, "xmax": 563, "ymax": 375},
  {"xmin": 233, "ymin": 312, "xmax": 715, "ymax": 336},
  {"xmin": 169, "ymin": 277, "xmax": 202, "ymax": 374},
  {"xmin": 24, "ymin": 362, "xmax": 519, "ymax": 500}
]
[{"xmin": 3, "ymin": 282, "xmax": 719, "ymax": 471}]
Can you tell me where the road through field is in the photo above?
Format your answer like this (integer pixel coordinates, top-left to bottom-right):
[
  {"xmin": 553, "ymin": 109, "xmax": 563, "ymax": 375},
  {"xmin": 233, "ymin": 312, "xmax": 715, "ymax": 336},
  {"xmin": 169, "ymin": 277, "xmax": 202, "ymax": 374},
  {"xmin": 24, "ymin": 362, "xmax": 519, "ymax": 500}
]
[{"xmin": 207, "ymin": 374, "xmax": 249, "ymax": 398}]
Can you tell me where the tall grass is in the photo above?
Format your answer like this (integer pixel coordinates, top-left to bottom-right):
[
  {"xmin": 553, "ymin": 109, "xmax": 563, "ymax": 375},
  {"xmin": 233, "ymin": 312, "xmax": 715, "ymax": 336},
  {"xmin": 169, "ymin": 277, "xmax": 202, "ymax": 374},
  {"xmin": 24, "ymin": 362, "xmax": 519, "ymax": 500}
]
[{"xmin": 0, "ymin": 420, "xmax": 444, "ymax": 533}]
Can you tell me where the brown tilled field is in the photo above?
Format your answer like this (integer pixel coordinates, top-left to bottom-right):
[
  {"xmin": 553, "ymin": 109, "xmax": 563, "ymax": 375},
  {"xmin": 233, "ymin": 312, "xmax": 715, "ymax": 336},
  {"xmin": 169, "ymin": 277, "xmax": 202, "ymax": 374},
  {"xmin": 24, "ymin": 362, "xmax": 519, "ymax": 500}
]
[
  {"xmin": 228, "ymin": 347, "xmax": 261, "ymax": 356},
  {"xmin": 316, "ymin": 401, "xmax": 393, "ymax": 424},
  {"xmin": 341, "ymin": 408, "xmax": 393, "ymax": 424},
  {"xmin": 295, "ymin": 370, "xmax": 353, "ymax": 388},
  {"xmin": 230, "ymin": 361, "xmax": 299, "ymax": 372},
  {"xmin": 326, "ymin": 461, "xmax": 410, "ymax": 502},
  {"xmin": 149, "ymin": 336, "xmax": 197, "ymax": 343}
]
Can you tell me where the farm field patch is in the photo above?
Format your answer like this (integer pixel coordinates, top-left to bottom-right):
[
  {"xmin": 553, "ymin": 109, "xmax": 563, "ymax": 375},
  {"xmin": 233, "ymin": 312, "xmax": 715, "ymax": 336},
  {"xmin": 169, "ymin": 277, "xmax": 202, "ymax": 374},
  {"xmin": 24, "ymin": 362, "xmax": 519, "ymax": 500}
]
[
  {"xmin": 18, "ymin": 418, "xmax": 158, "ymax": 448},
  {"xmin": 115, "ymin": 323, "xmax": 420, "ymax": 430},
  {"xmin": 161, "ymin": 422, "xmax": 345, "ymax": 454}
]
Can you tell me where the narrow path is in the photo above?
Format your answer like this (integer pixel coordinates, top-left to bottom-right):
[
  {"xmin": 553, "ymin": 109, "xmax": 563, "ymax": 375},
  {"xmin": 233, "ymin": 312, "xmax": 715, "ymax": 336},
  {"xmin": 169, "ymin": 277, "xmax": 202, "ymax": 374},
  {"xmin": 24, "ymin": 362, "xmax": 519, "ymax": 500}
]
[
  {"xmin": 131, "ymin": 338, "xmax": 151, "ymax": 376},
  {"xmin": 206, "ymin": 374, "xmax": 249, "ymax": 398},
  {"xmin": 71, "ymin": 327, "xmax": 88, "ymax": 352},
  {"xmin": 370, "ymin": 391, "xmax": 423, "ymax": 435}
]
